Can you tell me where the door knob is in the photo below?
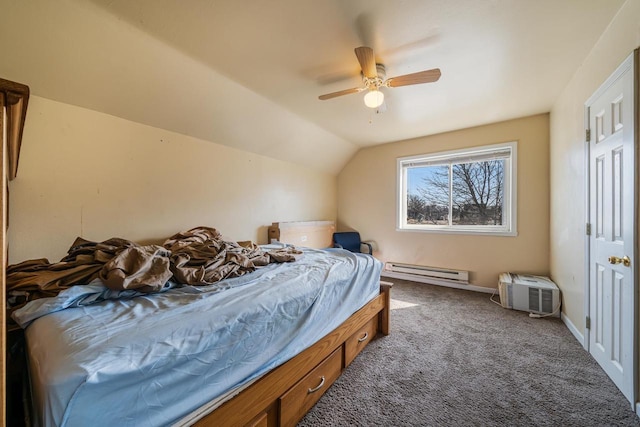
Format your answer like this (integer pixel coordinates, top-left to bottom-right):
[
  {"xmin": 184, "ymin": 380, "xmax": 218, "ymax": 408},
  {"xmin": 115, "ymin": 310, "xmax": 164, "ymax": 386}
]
[{"xmin": 608, "ymin": 255, "xmax": 631, "ymax": 267}]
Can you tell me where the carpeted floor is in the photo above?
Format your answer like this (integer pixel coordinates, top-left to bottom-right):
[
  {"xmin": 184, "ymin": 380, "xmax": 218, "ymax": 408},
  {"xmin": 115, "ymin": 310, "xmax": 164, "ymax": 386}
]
[{"xmin": 299, "ymin": 279, "xmax": 640, "ymax": 426}]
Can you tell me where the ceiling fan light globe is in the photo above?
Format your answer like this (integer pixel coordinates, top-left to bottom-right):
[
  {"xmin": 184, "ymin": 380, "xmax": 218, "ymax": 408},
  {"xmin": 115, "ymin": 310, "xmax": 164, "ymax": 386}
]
[{"xmin": 364, "ymin": 90, "xmax": 384, "ymax": 108}]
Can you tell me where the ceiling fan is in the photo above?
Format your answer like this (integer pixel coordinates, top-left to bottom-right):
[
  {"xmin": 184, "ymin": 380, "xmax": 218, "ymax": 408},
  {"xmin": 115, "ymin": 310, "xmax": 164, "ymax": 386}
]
[{"xmin": 318, "ymin": 46, "xmax": 441, "ymax": 109}]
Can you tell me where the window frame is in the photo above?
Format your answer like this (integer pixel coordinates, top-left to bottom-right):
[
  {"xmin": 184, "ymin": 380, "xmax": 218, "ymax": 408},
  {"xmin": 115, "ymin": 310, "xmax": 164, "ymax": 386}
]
[{"xmin": 396, "ymin": 141, "xmax": 518, "ymax": 236}]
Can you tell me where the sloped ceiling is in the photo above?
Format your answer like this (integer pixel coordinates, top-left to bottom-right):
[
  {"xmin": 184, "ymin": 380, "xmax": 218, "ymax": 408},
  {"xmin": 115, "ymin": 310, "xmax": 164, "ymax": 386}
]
[{"xmin": 0, "ymin": 0, "xmax": 625, "ymax": 174}]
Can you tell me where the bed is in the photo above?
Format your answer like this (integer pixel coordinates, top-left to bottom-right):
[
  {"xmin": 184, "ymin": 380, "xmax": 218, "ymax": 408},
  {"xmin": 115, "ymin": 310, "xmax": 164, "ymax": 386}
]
[{"xmin": 10, "ymin": 224, "xmax": 390, "ymax": 426}]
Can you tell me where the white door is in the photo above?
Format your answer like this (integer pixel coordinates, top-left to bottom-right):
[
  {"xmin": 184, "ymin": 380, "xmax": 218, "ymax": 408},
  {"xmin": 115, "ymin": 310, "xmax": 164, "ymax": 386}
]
[{"xmin": 586, "ymin": 52, "xmax": 636, "ymax": 405}]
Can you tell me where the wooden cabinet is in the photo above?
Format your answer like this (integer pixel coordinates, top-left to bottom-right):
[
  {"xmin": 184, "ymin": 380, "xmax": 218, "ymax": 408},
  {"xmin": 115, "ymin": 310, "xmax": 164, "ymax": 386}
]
[
  {"xmin": 345, "ymin": 316, "xmax": 377, "ymax": 368},
  {"xmin": 279, "ymin": 348, "xmax": 342, "ymax": 427},
  {"xmin": 274, "ymin": 318, "xmax": 378, "ymax": 427},
  {"xmin": 246, "ymin": 412, "xmax": 268, "ymax": 427},
  {"xmin": 274, "ymin": 311, "xmax": 382, "ymax": 427}
]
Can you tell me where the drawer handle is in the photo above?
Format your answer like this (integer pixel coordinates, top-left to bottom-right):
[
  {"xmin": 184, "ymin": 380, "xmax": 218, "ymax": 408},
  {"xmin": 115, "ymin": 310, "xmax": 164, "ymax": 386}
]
[
  {"xmin": 358, "ymin": 332, "xmax": 369, "ymax": 343},
  {"xmin": 307, "ymin": 376, "xmax": 325, "ymax": 394}
]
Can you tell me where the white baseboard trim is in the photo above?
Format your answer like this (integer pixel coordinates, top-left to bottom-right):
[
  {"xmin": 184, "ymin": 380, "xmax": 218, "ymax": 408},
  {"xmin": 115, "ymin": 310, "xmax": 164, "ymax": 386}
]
[
  {"xmin": 381, "ymin": 271, "xmax": 496, "ymax": 294},
  {"xmin": 561, "ymin": 312, "xmax": 584, "ymax": 346}
]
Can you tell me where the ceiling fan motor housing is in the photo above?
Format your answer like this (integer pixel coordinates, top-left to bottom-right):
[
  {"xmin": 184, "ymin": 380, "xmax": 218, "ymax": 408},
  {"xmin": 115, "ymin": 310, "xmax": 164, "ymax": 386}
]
[{"xmin": 363, "ymin": 64, "xmax": 386, "ymax": 90}]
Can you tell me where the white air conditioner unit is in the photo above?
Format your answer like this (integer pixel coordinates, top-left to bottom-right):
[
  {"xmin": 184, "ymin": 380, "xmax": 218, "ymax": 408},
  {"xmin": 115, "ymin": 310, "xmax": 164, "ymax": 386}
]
[{"xmin": 498, "ymin": 273, "xmax": 560, "ymax": 317}]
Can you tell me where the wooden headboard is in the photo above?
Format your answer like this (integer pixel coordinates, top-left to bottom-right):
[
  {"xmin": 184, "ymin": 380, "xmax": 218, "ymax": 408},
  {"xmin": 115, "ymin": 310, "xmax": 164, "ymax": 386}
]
[{"xmin": 268, "ymin": 221, "xmax": 335, "ymax": 249}]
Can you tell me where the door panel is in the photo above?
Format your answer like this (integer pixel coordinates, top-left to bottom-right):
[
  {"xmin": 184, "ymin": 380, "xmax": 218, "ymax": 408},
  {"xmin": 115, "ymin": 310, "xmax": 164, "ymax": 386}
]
[
  {"xmin": 595, "ymin": 263, "xmax": 604, "ymax": 349},
  {"xmin": 612, "ymin": 148, "xmax": 622, "ymax": 240},
  {"xmin": 595, "ymin": 155, "xmax": 604, "ymax": 238},
  {"xmin": 587, "ymin": 54, "xmax": 635, "ymax": 404}
]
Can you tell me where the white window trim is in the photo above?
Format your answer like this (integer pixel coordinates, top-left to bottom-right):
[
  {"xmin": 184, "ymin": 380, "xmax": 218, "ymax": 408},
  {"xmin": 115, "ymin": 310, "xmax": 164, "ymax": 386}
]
[{"xmin": 396, "ymin": 141, "xmax": 518, "ymax": 236}]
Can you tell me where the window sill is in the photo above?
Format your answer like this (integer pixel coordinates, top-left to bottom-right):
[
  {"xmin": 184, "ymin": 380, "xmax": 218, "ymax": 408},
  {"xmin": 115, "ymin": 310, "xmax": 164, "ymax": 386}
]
[{"xmin": 396, "ymin": 226, "xmax": 518, "ymax": 237}]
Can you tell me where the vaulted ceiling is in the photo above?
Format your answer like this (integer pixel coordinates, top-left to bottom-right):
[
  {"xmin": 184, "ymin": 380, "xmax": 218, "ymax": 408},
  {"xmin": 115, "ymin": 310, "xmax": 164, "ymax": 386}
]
[{"xmin": 0, "ymin": 0, "xmax": 625, "ymax": 174}]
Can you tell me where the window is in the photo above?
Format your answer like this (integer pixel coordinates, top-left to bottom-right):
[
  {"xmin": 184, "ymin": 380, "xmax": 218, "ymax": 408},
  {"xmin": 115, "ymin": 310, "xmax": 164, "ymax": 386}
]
[{"xmin": 397, "ymin": 142, "xmax": 517, "ymax": 236}]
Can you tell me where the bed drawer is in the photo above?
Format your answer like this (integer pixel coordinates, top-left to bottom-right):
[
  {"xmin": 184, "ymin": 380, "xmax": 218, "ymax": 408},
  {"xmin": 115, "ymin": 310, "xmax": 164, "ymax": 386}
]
[
  {"xmin": 345, "ymin": 316, "xmax": 377, "ymax": 367},
  {"xmin": 279, "ymin": 347, "xmax": 342, "ymax": 427},
  {"xmin": 246, "ymin": 411, "xmax": 268, "ymax": 427}
]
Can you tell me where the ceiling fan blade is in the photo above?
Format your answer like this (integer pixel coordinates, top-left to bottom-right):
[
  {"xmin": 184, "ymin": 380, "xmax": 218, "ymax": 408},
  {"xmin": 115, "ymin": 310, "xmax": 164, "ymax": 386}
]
[
  {"xmin": 354, "ymin": 46, "xmax": 377, "ymax": 78},
  {"xmin": 318, "ymin": 87, "xmax": 364, "ymax": 100},
  {"xmin": 386, "ymin": 68, "xmax": 441, "ymax": 87}
]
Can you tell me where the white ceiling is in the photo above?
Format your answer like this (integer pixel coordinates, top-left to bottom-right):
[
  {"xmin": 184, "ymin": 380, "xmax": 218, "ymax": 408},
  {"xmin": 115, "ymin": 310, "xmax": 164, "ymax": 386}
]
[{"xmin": 0, "ymin": 0, "xmax": 626, "ymax": 174}]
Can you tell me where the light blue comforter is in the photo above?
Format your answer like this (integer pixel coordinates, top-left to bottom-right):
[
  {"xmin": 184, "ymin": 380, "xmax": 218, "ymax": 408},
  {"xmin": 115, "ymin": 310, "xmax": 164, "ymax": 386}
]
[{"xmin": 19, "ymin": 248, "xmax": 382, "ymax": 426}]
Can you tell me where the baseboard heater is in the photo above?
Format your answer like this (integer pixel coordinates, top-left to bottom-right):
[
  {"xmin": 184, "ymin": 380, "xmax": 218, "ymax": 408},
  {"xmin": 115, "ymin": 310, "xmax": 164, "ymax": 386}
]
[
  {"xmin": 380, "ymin": 262, "xmax": 496, "ymax": 293},
  {"xmin": 381, "ymin": 262, "xmax": 496, "ymax": 294},
  {"xmin": 381, "ymin": 260, "xmax": 468, "ymax": 283}
]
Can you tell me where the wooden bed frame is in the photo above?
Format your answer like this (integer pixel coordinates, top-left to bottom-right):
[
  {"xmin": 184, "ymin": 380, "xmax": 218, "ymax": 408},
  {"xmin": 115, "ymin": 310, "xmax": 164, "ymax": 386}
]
[
  {"xmin": 7, "ymin": 212, "xmax": 387, "ymax": 426},
  {"xmin": 1, "ymin": 78, "xmax": 30, "ymax": 427},
  {"xmin": 191, "ymin": 282, "xmax": 392, "ymax": 427}
]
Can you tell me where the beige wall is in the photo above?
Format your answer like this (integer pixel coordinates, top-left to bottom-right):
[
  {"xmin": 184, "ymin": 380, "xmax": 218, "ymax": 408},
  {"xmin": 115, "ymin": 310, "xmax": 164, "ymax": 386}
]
[
  {"xmin": 8, "ymin": 96, "xmax": 337, "ymax": 263},
  {"xmin": 549, "ymin": 0, "xmax": 640, "ymax": 333},
  {"xmin": 337, "ymin": 113, "xmax": 549, "ymax": 288},
  {"xmin": 0, "ymin": 0, "xmax": 357, "ymax": 176}
]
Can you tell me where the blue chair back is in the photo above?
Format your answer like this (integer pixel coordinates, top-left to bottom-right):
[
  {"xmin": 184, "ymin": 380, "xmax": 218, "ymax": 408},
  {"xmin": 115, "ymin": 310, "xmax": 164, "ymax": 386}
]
[{"xmin": 333, "ymin": 232, "xmax": 363, "ymax": 253}]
